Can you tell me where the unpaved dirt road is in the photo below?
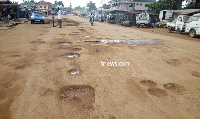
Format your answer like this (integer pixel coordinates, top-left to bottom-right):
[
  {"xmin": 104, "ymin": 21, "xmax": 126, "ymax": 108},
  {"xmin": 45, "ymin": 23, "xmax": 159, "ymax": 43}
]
[{"xmin": 0, "ymin": 14, "xmax": 200, "ymax": 119}]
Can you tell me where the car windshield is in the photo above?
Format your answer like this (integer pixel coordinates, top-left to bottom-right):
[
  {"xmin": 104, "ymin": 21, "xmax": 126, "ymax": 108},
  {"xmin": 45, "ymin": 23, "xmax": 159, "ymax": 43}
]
[
  {"xmin": 34, "ymin": 13, "xmax": 43, "ymax": 16},
  {"xmin": 189, "ymin": 16, "xmax": 200, "ymax": 21}
]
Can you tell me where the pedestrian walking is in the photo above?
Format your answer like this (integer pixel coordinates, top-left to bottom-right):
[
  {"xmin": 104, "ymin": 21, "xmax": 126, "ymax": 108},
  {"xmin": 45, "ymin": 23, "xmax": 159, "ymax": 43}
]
[
  {"xmin": 57, "ymin": 8, "xmax": 62, "ymax": 28},
  {"xmin": 51, "ymin": 8, "xmax": 56, "ymax": 27}
]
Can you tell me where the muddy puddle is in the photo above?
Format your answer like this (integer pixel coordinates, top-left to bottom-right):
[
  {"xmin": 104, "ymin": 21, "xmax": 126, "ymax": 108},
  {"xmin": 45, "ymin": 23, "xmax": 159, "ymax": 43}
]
[
  {"xmin": 56, "ymin": 42, "xmax": 72, "ymax": 46},
  {"xmin": 84, "ymin": 39, "xmax": 162, "ymax": 45},
  {"xmin": 59, "ymin": 53, "xmax": 80, "ymax": 59},
  {"xmin": 68, "ymin": 69, "xmax": 81, "ymax": 76}
]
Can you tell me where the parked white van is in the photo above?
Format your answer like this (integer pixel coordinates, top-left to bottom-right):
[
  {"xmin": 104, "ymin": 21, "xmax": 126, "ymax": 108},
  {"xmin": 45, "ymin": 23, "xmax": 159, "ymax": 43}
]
[{"xmin": 185, "ymin": 13, "xmax": 200, "ymax": 38}]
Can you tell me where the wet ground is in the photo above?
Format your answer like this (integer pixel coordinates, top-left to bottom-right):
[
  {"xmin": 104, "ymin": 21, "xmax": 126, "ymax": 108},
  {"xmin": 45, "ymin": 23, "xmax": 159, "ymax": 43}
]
[{"xmin": 0, "ymin": 15, "xmax": 200, "ymax": 119}]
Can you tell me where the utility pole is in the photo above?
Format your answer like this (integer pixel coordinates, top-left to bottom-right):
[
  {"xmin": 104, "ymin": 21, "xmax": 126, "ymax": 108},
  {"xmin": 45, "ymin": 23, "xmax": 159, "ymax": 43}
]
[{"xmin": 167, "ymin": 0, "xmax": 171, "ymax": 10}]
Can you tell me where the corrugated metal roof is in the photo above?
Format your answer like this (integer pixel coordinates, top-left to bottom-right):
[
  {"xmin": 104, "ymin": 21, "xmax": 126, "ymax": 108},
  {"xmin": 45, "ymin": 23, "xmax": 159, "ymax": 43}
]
[{"xmin": 173, "ymin": 9, "xmax": 200, "ymax": 14}]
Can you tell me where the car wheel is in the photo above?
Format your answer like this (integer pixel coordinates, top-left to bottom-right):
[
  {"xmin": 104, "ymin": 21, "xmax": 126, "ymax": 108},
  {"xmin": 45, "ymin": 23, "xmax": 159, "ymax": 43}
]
[
  {"xmin": 31, "ymin": 21, "xmax": 33, "ymax": 24},
  {"xmin": 189, "ymin": 29, "xmax": 196, "ymax": 38},
  {"xmin": 176, "ymin": 28, "xmax": 181, "ymax": 34},
  {"xmin": 168, "ymin": 27, "xmax": 172, "ymax": 33}
]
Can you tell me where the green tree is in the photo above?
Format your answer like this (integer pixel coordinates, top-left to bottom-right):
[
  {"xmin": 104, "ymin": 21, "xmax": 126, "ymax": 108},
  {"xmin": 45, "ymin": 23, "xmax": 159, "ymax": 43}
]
[
  {"xmin": 148, "ymin": 0, "xmax": 184, "ymax": 15},
  {"xmin": 102, "ymin": 3, "xmax": 110, "ymax": 9},
  {"xmin": 54, "ymin": 1, "xmax": 64, "ymax": 7},
  {"xmin": 185, "ymin": 0, "xmax": 200, "ymax": 8},
  {"xmin": 13, "ymin": 1, "xmax": 18, "ymax": 5},
  {"xmin": 87, "ymin": 1, "xmax": 97, "ymax": 11}
]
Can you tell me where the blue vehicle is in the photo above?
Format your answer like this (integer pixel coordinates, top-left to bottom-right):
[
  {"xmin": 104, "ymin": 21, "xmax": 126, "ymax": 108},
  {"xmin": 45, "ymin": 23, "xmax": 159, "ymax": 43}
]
[{"xmin": 31, "ymin": 12, "xmax": 45, "ymax": 24}]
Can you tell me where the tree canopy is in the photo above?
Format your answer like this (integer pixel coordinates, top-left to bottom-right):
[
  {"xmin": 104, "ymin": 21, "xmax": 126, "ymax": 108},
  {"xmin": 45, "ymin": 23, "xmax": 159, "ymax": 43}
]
[
  {"xmin": 86, "ymin": 1, "xmax": 97, "ymax": 11},
  {"xmin": 54, "ymin": 1, "xmax": 64, "ymax": 7},
  {"xmin": 148, "ymin": 0, "xmax": 184, "ymax": 15},
  {"xmin": 102, "ymin": 3, "xmax": 110, "ymax": 9},
  {"xmin": 185, "ymin": 0, "xmax": 200, "ymax": 8}
]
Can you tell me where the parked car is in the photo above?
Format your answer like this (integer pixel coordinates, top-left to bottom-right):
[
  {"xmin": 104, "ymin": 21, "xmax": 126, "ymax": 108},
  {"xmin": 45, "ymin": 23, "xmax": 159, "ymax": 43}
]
[
  {"xmin": 175, "ymin": 15, "xmax": 191, "ymax": 34},
  {"xmin": 167, "ymin": 19, "xmax": 177, "ymax": 32},
  {"xmin": 155, "ymin": 19, "xmax": 173, "ymax": 28},
  {"xmin": 185, "ymin": 13, "xmax": 200, "ymax": 38},
  {"xmin": 136, "ymin": 13, "xmax": 151, "ymax": 28},
  {"xmin": 31, "ymin": 12, "xmax": 45, "ymax": 24}
]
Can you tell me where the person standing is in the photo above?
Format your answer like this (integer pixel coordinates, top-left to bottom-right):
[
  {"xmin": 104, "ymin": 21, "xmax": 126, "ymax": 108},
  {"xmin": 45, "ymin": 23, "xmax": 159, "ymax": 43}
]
[
  {"xmin": 51, "ymin": 8, "xmax": 56, "ymax": 27},
  {"xmin": 57, "ymin": 8, "xmax": 62, "ymax": 28}
]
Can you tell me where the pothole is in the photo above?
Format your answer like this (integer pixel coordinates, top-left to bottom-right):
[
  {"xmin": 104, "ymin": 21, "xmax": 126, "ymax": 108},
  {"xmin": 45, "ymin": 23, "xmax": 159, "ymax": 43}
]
[
  {"xmin": 78, "ymin": 29, "xmax": 87, "ymax": 32},
  {"xmin": 166, "ymin": 59, "xmax": 181, "ymax": 66},
  {"xmin": 59, "ymin": 34, "xmax": 66, "ymax": 35},
  {"xmin": 72, "ymin": 32, "xmax": 81, "ymax": 34},
  {"xmin": 84, "ymin": 41, "xmax": 101, "ymax": 44},
  {"xmin": 30, "ymin": 40, "xmax": 46, "ymax": 44},
  {"xmin": 14, "ymin": 64, "xmax": 27, "ymax": 70},
  {"xmin": 191, "ymin": 71, "xmax": 200, "ymax": 77},
  {"xmin": 64, "ymin": 47, "xmax": 82, "ymax": 51},
  {"xmin": 10, "ymin": 55, "xmax": 21, "ymax": 58},
  {"xmin": 163, "ymin": 83, "xmax": 185, "ymax": 94},
  {"xmin": 148, "ymin": 88, "xmax": 168, "ymax": 97},
  {"xmin": 0, "ymin": 89, "xmax": 6, "ymax": 101},
  {"xmin": 56, "ymin": 42, "xmax": 72, "ymax": 46},
  {"xmin": 1, "ymin": 83, "xmax": 14, "ymax": 89},
  {"xmin": 84, "ymin": 39, "xmax": 162, "ymax": 45},
  {"xmin": 43, "ymin": 27, "xmax": 51, "ymax": 28},
  {"xmin": 68, "ymin": 69, "xmax": 81, "ymax": 76},
  {"xmin": 140, "ymin": 80, "xmax": 157, "ymax": 87},
  {"xmin": 59, "ymin": 85, "xmax": 95, "ymax": 109},
  {"xmin": 69, "ymin": 33, "xmax": 80, "ymax": 36},
  {"xmin": 59, "ymin": 53, "xmax": 80, "ymax": 59}
]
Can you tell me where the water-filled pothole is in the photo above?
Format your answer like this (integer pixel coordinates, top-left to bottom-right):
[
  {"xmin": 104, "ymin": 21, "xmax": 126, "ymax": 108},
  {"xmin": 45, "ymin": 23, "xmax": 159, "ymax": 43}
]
[
  {"xmin": 59, "ymin": 53, "xmax": 80, "ymax": 59},
  {"xmin": 163, "ymin": 83, "xmax": 185, "ymax": 94},
  {"xmin": 84, "ymin": 39, "xmax": 162, "ymax": 45},
  {"xmin": 68, "ymin": 69, "xmax": 81, "ymax": 75},
  {"xmin": 148, "ymin": 88, "xmax": 168, "ymax": 97},
  {"xmin": 56, "ymin": 42, "xmax": 72, "ymax": 46},
  {"xmin": 140, "ymin": 80, "xmax": 157, "ymax": 87},
  {"xmin": 59, "ymin": 85, "xmax": 95, "ymax": 109},
  {"xmin": 84, "ymin": 41, "xmax": 101, "ymax": 44}
]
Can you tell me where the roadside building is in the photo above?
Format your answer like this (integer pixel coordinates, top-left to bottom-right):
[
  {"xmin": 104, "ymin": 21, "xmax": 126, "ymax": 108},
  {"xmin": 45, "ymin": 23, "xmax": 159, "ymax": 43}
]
[
  {"xmin": 109, "ymin": 0, "xmax": 156, "ymax": 13},
  {"xmin": 0, "ymin": 0, "xmax": 20, "ymax": 22},
  {"xmin": 21, "ymin": 1, "xmax": 35, "ymax": 10},
  {"xmin": 37, "ymin": 2, "xmax": 56, "ymax": 15}
]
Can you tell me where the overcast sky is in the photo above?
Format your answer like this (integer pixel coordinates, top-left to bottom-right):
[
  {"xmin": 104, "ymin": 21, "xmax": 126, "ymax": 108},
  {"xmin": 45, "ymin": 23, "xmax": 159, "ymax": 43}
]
[{"xmin": 10, "ymin": 0, "xmax": 110, "ymax": 8}]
